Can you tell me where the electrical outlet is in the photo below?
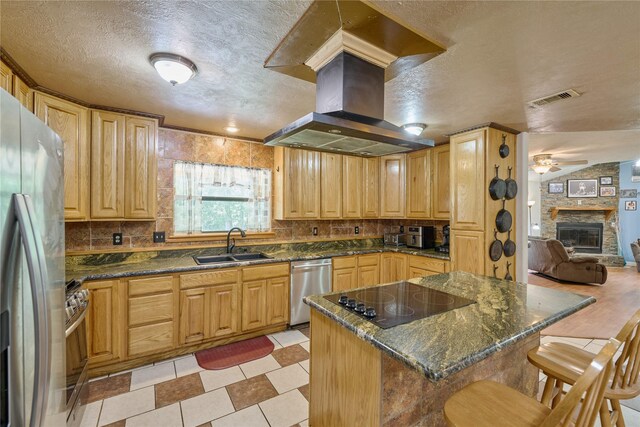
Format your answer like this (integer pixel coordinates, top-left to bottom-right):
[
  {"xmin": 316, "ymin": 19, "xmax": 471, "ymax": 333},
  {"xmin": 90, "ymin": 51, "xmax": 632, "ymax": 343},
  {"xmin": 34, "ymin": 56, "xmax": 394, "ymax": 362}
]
[
  {"xmin": 112, "ymin": 233, "xmax": 122, "ymax": 245},
  {"xmin": 577, "ymin": 200, "xmax": 582, "ymax": 205},
  {"xmin": 153, "ymin": 231, "xmax": 166, "ymax": 243},
  {"xmin": 312, "ymin": 227, "xmax": 318, "ymax": 236},
  {"xmin": 354, "ymin": 226, "xmax": 360, "ymax": 235},
  {"xmin": 399, "ymin": 225, "xmax": 404, "ymax": 233}
]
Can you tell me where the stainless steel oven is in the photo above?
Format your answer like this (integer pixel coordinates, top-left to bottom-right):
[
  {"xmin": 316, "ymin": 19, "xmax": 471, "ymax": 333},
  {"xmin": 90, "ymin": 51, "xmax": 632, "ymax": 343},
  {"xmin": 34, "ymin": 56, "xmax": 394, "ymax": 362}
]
[{"xmin": 65, "ymin": 280, "xmax": 89, "ymax": 427}]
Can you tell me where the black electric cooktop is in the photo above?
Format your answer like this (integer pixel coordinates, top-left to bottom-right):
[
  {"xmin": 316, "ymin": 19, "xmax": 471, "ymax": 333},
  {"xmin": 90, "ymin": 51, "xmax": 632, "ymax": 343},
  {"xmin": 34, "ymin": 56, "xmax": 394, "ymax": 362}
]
[{"xmin": 325, "ymin": 281, "xmax": 476, "ymax": 329}]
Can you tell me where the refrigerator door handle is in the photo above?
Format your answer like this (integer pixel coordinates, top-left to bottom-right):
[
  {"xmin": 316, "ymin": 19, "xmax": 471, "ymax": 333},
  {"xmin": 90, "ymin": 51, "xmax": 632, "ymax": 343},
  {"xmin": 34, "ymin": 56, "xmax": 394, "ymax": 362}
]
[{"xmin": 13, "ymin": 193, "xmax": 50, "ymax": 427}]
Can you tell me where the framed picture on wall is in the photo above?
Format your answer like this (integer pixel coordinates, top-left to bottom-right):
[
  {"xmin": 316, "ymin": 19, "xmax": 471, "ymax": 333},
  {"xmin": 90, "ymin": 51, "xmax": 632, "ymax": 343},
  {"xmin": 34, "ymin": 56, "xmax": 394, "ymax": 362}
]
[
  {"xmin": 599, "ymin": 176, "xmax": 613, "ymax": 185},
  {"xmin": 548, "ymin": 182, "xmax": 564, "ymax": 194},
  {"xmin": 625, "ymin": 200, "xmax": 637, "ymax": 211},
  {"xmin": 600, "ymin": 186, "xmax": 616, "ymax": 197},
  {"xmin": 567, "ymin": 179, "xmax": 598, "ymax": 198},
  {"xmin": 620, "ymin": 189, "xmax": 638, "ymax": 198}
]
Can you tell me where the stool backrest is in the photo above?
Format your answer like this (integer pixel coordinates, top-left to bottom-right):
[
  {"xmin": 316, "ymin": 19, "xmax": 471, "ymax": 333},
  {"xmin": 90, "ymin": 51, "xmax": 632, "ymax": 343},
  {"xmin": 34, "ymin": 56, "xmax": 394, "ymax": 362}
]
[
  {"xmin": 611, "ymin": 309, "xmax": 640, "ymax": 392},
  {"xmin": 541, "ymin": 339, "xmax": 620, "ymax": 427}
]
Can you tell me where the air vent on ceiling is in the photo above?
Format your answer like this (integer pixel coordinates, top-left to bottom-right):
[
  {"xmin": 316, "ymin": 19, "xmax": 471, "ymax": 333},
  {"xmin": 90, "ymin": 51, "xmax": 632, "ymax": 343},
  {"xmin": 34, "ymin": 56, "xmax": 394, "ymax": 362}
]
[{"xmin": 528, "ymin": 89, "xmax": 581, "ymax": 108}]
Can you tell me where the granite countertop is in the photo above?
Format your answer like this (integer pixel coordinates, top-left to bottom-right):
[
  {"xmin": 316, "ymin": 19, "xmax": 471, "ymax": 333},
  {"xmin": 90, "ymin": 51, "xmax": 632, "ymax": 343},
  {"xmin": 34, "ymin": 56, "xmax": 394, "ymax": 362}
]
[
  {"xmin": 65, "ymin": 239, "xmax": 449, "ymax": 283},
  {"xmin": 304, "ymin": 271, "xmax": 595, "ymax": 382}
]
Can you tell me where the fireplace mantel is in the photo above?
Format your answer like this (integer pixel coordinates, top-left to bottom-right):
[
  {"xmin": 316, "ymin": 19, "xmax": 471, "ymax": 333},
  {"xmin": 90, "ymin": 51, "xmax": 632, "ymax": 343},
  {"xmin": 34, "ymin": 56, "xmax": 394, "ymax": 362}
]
[{"xmin": 550, "ymin": 206, "xmax": 616, "ymax": 221}]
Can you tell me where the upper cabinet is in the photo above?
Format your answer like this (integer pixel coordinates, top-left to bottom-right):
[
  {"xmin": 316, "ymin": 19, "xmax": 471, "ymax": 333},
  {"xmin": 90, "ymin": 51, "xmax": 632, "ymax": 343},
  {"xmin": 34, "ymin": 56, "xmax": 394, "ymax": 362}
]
[
  {"xmin": 91, "ymin": 110, "xmax": 158, "ymax": 220},
  {"xmin": 320, "ymin": 152, "xmax": 342, "ymax": 218},
  {"xmin": 362, "ymin": 157, "xmax": 380, "ymax": 218},
  {"xmin": 379, "ymin": 154, "xmax": 406, "ymax": 218},
  {"xmin": 342, "ymin": 156, "xmax": 363, "ymax": 218},
  {"xmin": 450, "ymin": 130, "xmax": 485, "ymax": 230},
  {"xmin": 406, "ymin": 149, "xmax": 431, "ymax": 218},
  {"xmin": 1, "ymin": 61, "xmax": 32, "ymax": 109},
  {"xmin": 431, "ymin": 144, "xmax": 450, "ymax": 220},
  {"xmin": 0, "ymin": 61, "xmax": 12, "ymax": 93},
  {"xmin": 274, "ymin": 147, "xmax": 321, "ymax": 220},
  {"xmin": 34, "ymin": 92, "xmax": 90, "ymax": 221}
]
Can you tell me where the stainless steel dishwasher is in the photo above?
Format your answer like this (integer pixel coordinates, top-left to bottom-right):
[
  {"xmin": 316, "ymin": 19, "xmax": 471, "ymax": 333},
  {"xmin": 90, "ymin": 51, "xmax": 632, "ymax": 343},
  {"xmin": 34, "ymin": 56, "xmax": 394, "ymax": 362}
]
[{"xmin": 290, "ymin": 258, "xmax": 332, "ymax": 325}]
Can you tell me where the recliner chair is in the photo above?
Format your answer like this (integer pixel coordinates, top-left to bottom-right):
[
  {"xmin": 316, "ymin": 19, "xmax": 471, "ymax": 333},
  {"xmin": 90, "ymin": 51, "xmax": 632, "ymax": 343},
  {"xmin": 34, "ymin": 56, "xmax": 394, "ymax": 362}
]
[
  {"xmin": 631, "ymin": 240, "xmax": 640, "ymax": 272},
  {"xmin": 528, "ymin": 237, "xmax": 608, "ymax": 284}
]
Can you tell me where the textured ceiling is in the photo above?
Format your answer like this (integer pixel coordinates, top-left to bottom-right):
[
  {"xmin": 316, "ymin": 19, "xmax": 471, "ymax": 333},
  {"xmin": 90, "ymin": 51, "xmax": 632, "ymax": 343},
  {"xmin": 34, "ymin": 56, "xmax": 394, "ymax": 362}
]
[{"xmin": 1, "ymin": 1, "xmax": 639, "ymax": 143}]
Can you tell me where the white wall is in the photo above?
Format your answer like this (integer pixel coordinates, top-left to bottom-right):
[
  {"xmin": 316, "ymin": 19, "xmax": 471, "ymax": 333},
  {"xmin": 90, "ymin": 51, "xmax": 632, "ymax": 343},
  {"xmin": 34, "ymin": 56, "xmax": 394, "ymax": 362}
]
[
  {"xmin": 516, "ymin": 133, "xmax": 529, "ymax": 282},
  {"xmin": 527, "ymin": 179, "xmax": 542, "ymax": 236}
]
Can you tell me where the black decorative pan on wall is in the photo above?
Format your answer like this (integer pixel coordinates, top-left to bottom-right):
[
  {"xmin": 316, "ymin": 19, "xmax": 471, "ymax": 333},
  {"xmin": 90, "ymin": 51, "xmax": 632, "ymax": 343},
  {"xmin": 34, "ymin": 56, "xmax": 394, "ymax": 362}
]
[
  {"xmin": 499, "ymin": 134, "xmax": 509, "ymax": 158},
  {"xmin": 495, "ymin": 200, "xmax": 512, "ymax": 233},
  {"xmin": 505, "ymin": 167, "xmax": 518, "ymax": 200},
  {"xmin": 489, "ymin": 230, "xmax": 503, "ymax": 262},
  {"xmin": 503, "ymin": 229, "xmax": 516, "ymax": 257},
  {"xmin": 489, "ymin": 165, "xmax": 506, "ymax": 200}
]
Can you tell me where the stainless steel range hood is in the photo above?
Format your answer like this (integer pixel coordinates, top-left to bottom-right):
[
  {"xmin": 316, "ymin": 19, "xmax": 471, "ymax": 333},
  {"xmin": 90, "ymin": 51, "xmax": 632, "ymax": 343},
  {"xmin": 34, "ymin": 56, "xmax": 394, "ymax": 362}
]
[{"xmin": 264, "ymin": 52, "xmax": 433, "ymax": 156}]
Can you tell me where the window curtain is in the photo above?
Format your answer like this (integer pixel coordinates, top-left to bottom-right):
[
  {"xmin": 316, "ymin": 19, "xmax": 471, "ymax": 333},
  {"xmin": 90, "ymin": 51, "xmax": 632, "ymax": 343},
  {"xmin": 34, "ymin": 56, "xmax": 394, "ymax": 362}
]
[{"xmin": 174, "ymin": 161, "xmax": 271, "ymax": 234}]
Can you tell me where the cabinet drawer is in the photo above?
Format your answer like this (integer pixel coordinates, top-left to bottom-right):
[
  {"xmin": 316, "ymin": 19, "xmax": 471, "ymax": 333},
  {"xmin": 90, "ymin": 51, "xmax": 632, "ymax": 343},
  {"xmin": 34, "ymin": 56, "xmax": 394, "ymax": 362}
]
[
  {"xmin": 242, "ymin": 263, "xmax": 289, "ymax": 282},
  {"xmin": 128, "ymin": 321, "xmax": 173, "ymax": 357},
  {"xmin": 128, "ymin": 275, "xmax": 173, "ymax": 296},
  {"xmin": 333, "ymin": 256, "xmax": 357, "ymax": 269},
  {"xmin": 357, "ymin": 253, "xmax": 380, "ymax": 267},
  {"xmin": 408, "ymin": 256, "xmax": 448, "ymax": 273},
  {"xmin": 180, "ymin": 269, "xmax": 238, "ymax": 289},
  {"xmin": 128, "ymin": 293, "xmax": 173, "ymax": 327}
]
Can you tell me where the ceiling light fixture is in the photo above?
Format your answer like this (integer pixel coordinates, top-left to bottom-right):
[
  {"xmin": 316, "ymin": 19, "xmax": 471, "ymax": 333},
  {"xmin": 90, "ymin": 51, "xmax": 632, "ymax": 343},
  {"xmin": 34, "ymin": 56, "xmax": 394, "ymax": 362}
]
[
  {"xmin": 532, "ymin": 164, "xmax": 552, "ymax": 175},
  {"xmin": 224, "ymin": 126, "xmax": 239, "ymax": 133},
  {"xmin": 402, "ymin": 123, "xmax": 427, "ymax": 136},
  {"xmin": 149, "ymin": 53, "xmax": 198, "ymax": 85}
]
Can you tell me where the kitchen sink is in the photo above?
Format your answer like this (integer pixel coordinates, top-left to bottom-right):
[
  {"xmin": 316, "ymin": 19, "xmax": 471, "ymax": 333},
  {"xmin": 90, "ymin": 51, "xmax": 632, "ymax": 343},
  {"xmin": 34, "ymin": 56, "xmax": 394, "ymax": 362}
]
[{"xmin": 193, "ymin": 253, "xmax": 272, "ymax": 265}]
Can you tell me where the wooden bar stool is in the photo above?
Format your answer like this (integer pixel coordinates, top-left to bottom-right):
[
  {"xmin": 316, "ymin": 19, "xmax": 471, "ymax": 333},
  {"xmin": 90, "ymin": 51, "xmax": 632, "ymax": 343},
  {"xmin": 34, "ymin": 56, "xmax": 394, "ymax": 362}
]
[
  {"xmin": 444, "ymin": 339, "xmax": 620, "ymax": 427},
  {"xmin": 528, "ymin": 310, "xmax": 640, "ymax": 427}
]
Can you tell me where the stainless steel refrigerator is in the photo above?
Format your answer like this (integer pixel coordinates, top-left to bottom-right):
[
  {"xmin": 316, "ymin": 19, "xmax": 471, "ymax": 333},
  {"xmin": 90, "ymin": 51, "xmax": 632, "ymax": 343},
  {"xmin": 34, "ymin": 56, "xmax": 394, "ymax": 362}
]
[{"xmin": 1, "ymin": 90, "xmax": 65, "ymax": 426}]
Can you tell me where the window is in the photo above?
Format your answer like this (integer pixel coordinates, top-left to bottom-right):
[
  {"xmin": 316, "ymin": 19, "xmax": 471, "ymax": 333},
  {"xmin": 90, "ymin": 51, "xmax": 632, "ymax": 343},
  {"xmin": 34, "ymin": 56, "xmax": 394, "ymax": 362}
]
[{"xmin": 173, "ymin": 161, "xmax": 271, "ymax": 234}]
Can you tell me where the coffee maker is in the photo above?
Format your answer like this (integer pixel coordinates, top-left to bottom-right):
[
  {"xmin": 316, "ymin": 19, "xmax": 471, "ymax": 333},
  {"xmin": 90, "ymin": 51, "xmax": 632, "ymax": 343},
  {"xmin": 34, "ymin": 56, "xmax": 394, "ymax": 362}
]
[{"xmin": 436, "ymin": 225, "xmax": 450, "ymax": 253}]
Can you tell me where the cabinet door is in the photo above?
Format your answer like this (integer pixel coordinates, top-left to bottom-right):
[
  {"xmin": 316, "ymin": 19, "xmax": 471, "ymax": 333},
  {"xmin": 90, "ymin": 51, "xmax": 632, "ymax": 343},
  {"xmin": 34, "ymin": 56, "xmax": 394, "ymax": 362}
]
[
  {"xmin": 431, "ymin": 144, "xmax": 450, "ymax": 219},
  {"xmin": 343, "ymin": 156, "xmax": 362, "ymax": 218},
  {"xmin": 208, "ymin": 283, "xmax": 239, "ymax": 338},
  {"xmin": 320, "ymin": 152, "xmax": 342, "ymax": 218},
  {"xmin": 91, "ymin": 110, "xmax": 125, "ymax": 219},
  {"xmin": 332, "ymin": 267, "xmax": 357, "ymax": 292},
  {"xmin": 125, "ymin": 117, "xmax": 157, "ymax": 219},
  {"xmin": 0, "ymin": 61, "xmax": 12, "ymax": 92},
  {"xmin": 85, "ymin": 280, "xmax": 121, "ymax": 364},
  {"xmin": 34, "ymin": 93, "xmax": 90, "ymax": 221},
  {"xmin": 450, "ymin": 130, "xmax": 484, "ymax": 230},
  {"xmin": 179, "ymin": 288, "xmax": 207, "ymax": 345},
  {"xmin": 284, "ymin": 148, "xmax": 320, "ymax": 218},
  {"xmin": 380, "ymin": 155, "xmax": 406, "ymax": 217},
  {"xmin": 450, "ymin": 229, "xmax": 485, "ymax": 275},
  {"xmin": 362, "ymin": 157, "xmax": 379, "ymax": 218},
  {"xmin": 266, "ymin": 277, "xmax": 289, "ymax": 325},
  {"xmin": 12, "ymin": 75, "xmax": 32, "ymax": 110},
  {"xmin": 242, "ymin": 281, "xmax": 267, "ymax": 331},
  {"xmin": 394, "ymin": 254, "xmax": 408, "ymax": 281},
  {"xmin": 380, "ymin": 253, "xmax": 407, "ymax": 282},
  {"xmin": 357, "ymin": 253, "xmax": 380, "ymax": 287},
  {"xmin": 406, "ymin": 149, "xmax": 431, "ymax": 218}
]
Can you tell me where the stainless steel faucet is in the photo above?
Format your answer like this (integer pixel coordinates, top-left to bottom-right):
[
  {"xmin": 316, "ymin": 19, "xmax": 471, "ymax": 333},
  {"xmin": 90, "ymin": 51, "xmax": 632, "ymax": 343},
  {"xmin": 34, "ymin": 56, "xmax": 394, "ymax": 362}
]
[{"xmin": 226, "ymin": 227, "xmax": 246, "ymax": 253}]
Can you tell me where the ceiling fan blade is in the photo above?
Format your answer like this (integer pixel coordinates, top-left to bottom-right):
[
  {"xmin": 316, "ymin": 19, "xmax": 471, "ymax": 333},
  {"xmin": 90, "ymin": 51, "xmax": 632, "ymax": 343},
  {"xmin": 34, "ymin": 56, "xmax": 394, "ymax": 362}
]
[
  {"xmin": 549, "ymin": 166, "xmax": 562, "ymax": 172},
  {"xmin": 553, "ymin": 160, "xmax": 588, "ymax": 166}
]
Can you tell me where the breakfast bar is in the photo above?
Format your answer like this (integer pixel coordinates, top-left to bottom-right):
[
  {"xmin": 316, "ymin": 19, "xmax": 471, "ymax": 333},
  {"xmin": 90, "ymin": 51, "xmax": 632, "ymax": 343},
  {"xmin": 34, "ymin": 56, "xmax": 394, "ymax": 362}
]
[{"xmin": 304, "ymin": 271, "xmax": 595, "ymax": 426}]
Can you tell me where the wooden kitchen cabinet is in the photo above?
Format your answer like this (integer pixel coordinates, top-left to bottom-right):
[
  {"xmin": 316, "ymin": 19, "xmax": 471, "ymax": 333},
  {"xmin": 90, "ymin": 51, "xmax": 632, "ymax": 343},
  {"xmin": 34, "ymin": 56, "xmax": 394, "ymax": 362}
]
[
  {"xmin": 266, "ymin": 277, "xmax": 289, "ymax": 325},
  {"xmin": 179, "ymin": 288, "xmax": 207, "ymax": 345},
  {"xmin": 126, "ymin": 275, "xmax": 176, "ymax": 358},
  {"xmin": 431, "ymin": 144, "xmax": 450, "ymax": 220},
  {"xmin": 362, "ymin": 157, "xmax": 380, "ymax": 218},
  {"xmin": 85, "ymin": 280, "xmax": 122, "ymax": 365},
  {"xmin": 406, "ymin": 149, "xmax": 431, "ymax": 218},
  {"xmin": 241, "ymin": 263, "xmax": 290, "ymax": 331},
  {"xmin": 356, "ymin": 253, "xmax": 380, "ymax": 287},
  {"xmin": 450, "ymin": 130, "xmax": 485, "ymax": 230},
  {"xmin": 274, "ymin": 147, "xmax": 321, "ymax": 219},
  {"xmin": 125, "ymin": 116, "xmax": 157, "ymax": 219},
  {"xmin": 208, "ymin": 283, "xmax": 239, "ymax": 338},
  {"xmin": 406, "ymin": 255, "xmax": 449, "ymax": 279},
  {"xmin": 450, "ymin": 229, "xmax": 485, "ymax": 275},
  {"xmin": 320, "ymin": 152, "xmax": 343, "ymax": 218},
  {"xmin": 0, "ymin": 60, "xmax": 12, "ymax": 93},
  {"xmin": 12, "ymin": 75, "xmax": 32, "ymax": 110},
  {"xmin": 242, "ymin": 281, "xmax": 267, "ymax": 331},
  {"xmin": 342, "ymin": 155, "xmax": 363, "ymax": 218},
  {"xmin": 380, "ymin": 154, "xmax": 406, "ymax": 218},
  {"xmin": 34, "ymin": 92, "xmax": 90, "ymax": 221},
  {"xmin": 332, "ymin": 256, "xmax": 358, "ymax": 292},
  {"xmin": 380, "ymin": 253, "xmax": 407, "ymax": 283}
]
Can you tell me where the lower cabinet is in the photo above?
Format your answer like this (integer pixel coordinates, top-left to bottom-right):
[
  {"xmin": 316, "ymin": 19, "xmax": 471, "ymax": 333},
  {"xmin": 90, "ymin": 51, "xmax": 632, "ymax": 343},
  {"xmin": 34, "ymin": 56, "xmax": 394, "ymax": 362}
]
[
  {"xmin": 380, "ymin": 253, "xmax": 408, "ymax": 283},
  {"xmin": 242, "ymin": 281, "xmax": 267, "ymax": 331},
  {"xmin": 241, "ymin": 264, "xmax": 290, "ymax": 332},
  {"xmin": 209, "ymin": 283, "xmax": 239, "ymax": 338},
  {"xmin": 356, "ymin": 254, "xmax": 380, "ymax": 287},
  {"xmin": 332, "ymin": 256, "xmax": 358, "ymax": 292},
  {"xmin": 179, "ymin": 288, "xmax": 208, "ymax": 345},
  {"xmin": 450, "ymin": 229, "xmax": 485, "ymax": 275},
  {"xmin": 406, "ymin": 255, "xmax": 449, "ymax": 279},
  {"xmin": 85, "ymin": 280, "xmax": 122, "ymax": 365}
]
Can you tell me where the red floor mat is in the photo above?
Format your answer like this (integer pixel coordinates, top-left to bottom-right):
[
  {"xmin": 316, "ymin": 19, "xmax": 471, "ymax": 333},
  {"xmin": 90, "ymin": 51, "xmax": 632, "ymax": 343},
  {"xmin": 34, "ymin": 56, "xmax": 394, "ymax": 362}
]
[{"xmin": 195, "ymin": 336, "xmax": 274, "ymax": 370}]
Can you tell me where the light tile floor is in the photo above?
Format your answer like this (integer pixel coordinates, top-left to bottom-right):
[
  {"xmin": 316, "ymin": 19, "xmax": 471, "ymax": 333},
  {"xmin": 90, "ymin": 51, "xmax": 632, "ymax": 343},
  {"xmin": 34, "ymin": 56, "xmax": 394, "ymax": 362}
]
[{"xmin": 79, "ymin": 331, "xmax": 640, "ymax": 427}]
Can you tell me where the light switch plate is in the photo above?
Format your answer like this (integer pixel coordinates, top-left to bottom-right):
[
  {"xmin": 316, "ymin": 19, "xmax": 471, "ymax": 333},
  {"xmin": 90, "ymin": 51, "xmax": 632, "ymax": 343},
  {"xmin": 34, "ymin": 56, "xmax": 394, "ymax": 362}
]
[{"xmin": 312, "ymin": 227, "xmax": 318, "ymax": 236}]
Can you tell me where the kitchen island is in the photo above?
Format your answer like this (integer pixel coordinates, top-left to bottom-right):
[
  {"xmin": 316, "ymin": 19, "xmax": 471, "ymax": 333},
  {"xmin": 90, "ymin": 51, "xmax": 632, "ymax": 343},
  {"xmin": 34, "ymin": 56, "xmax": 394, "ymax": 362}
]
[{"xmin": 304, "ymin": 271, "xmax": 594, "ymax": 426}]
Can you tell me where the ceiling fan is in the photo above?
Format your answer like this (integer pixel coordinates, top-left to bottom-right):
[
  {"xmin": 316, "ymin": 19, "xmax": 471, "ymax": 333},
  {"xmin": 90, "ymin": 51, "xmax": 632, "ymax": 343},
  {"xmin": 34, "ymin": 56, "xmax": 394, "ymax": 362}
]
[{"xmin": 529, "ymin": 153, "xmax": 588, "ymax": 174}]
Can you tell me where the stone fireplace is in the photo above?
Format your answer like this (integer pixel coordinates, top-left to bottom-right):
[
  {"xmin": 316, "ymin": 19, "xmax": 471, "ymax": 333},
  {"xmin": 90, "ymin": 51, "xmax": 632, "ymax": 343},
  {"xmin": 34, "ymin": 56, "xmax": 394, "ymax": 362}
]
[{"xmin": 556, "ymin": 222, "xmax": 603, "ymax": 254}]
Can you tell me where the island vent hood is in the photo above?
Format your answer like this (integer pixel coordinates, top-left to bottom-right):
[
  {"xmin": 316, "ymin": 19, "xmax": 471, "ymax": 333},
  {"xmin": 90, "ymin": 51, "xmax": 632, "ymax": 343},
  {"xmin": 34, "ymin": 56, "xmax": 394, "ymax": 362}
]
[{"xmin": 263, "ymin": 1, "xmax": 446, "ymax": 156}]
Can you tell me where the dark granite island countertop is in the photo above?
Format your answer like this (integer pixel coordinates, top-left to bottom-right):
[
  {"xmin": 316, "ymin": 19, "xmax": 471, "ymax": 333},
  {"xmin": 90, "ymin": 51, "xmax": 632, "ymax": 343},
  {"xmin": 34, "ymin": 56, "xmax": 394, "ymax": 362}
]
[
  {"xmin": 305, "ymin": 271, "xmax": 595, "ymax": 426},
  {"xmin": 304, "ymin": 271, "xmax": 595, "ymax": 381}
]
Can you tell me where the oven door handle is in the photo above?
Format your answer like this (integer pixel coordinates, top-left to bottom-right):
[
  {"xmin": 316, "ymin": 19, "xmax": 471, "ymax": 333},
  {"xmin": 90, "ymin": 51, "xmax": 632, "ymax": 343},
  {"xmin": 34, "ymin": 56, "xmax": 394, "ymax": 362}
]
[{"xmin": 65, "ymin": 304, "xmax": 88, "ymax": 338}]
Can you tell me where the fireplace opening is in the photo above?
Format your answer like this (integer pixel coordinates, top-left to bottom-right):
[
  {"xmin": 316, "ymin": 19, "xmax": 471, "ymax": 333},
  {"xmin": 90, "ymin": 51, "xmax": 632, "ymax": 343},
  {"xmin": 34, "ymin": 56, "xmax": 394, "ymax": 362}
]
[{"xmin": 556, "ymin": 222, "xmax": 603, "ymax": 254}]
